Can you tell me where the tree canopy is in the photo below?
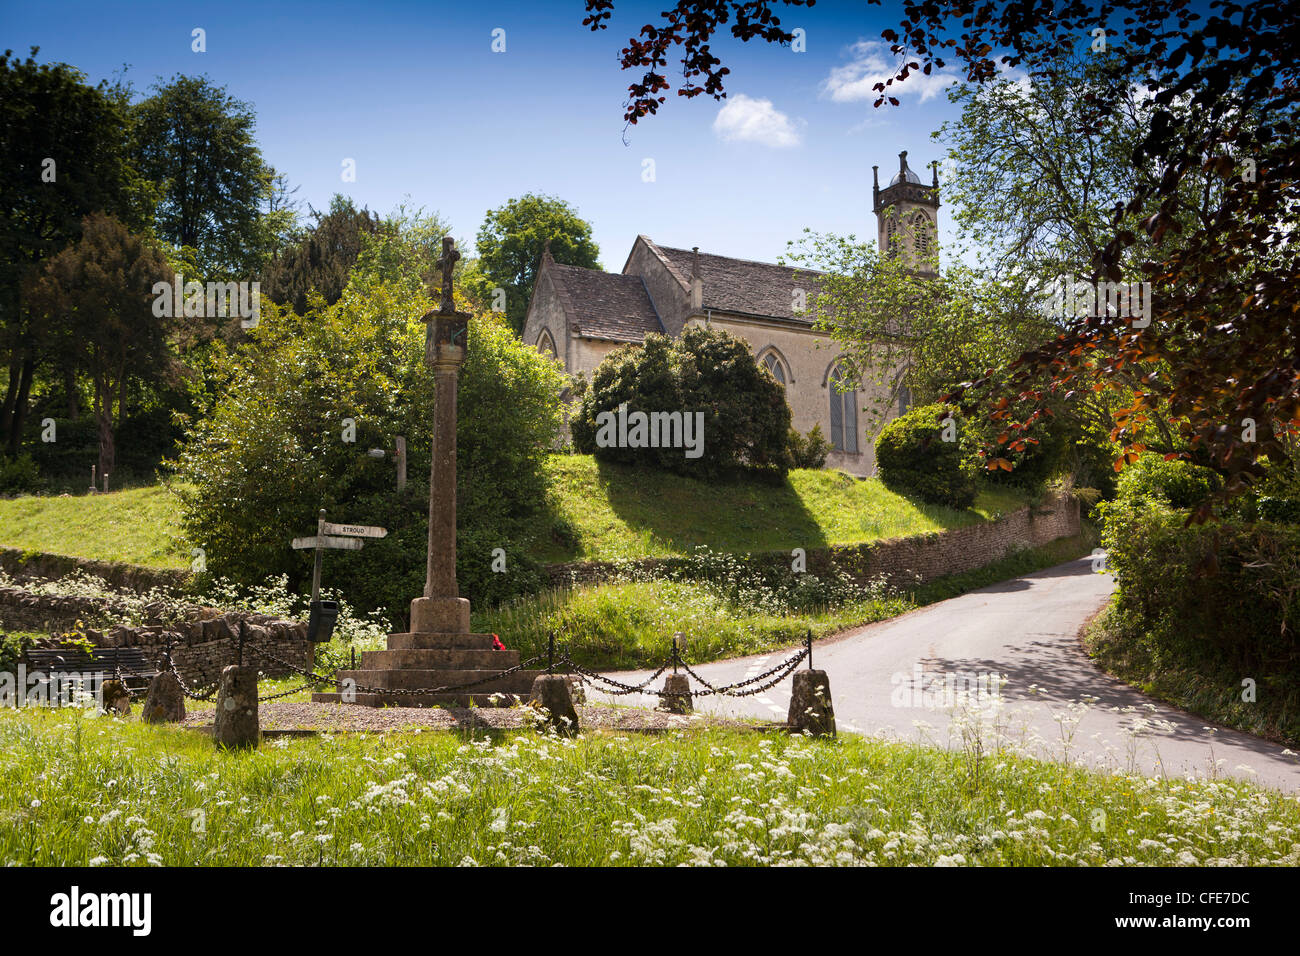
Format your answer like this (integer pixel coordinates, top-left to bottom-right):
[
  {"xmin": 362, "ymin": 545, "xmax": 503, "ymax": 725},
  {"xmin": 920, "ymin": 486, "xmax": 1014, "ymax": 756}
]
[
  {"xmin": 590, "ymin": 1, "xmax": 1300, "ymax": 516},
  {"xmin": 470, "ymin": 193, "xmax": 599, "ymax": 334},
  {"xmin": 261, "ymin": 195, "xmax": 381, "ymax": 315},
  {"xmin": 0, "ymin": 47, "xmax": 153, "ymax": 454},
  {"xmin": 132, "ymin": 74, "xmax": 276, "ymax": 278},
  {"xmin": 26, "ymin": 213, "xmax": 175, "ymax": 479}
]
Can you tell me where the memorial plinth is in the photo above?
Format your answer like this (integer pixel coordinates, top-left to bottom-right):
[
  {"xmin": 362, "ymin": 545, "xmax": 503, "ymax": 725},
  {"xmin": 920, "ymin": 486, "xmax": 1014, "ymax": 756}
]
[{"xmin": 313, "ymin": 237, "xmax": 542, "ymax": 708}]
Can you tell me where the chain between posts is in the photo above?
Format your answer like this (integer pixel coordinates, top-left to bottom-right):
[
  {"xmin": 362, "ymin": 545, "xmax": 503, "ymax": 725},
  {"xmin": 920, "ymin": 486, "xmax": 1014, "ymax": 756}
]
[
  {"xmin": 254, "ymin": 645, "xmax": 546, "ymax": 698},
  {"xmin": 134, "ymin": 632, "xmax": 814, "ymax": 704},
  {"xmin": 560, "ymin": 643, "xmax": 809, "ymax": 699}
]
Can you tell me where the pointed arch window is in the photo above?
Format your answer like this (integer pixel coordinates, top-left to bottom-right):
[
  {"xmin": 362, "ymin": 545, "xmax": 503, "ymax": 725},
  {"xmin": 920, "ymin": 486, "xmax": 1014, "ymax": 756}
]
[
  {"xmin": 909, "ymin": 210, "xmax": 933, "ymax": 258},
  {"xmin": 828, "ymin": 364, "xmax": 859, "ymax": 454},
  {"xmin": 536, "ymin": 329, "xmax": 557, "ymax": 358},
  {"xmin": 760, "ymin": 349, "xmax": 788, "ymax": 385}
]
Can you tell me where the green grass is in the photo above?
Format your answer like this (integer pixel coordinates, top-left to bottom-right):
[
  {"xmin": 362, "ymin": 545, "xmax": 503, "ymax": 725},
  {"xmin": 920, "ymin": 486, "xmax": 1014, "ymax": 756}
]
[
  {"xmin": 0, "ymin": 457, "xmax": 1034, "ymax": 573},
  {"xmin": 475, "ymin": 530, "xmax": 1099, "ymax": 670},
  {"xmin": 0, "ymin": 484, "xmax": 188, "ymax": 569},
  {"xmin": 2, "ymin": 707, "xmax": 1296, "ymax": 866},
  {"xmin": 538, "ymin": 456, "xmax": 1032, "ymax": 562},
  {"xmin": 475, "ymin": 579, "xmax": 913, "ymax": 670},
  {"xmin": 1084, "ymin": 601, "xmax": 1300, "ymax": 748}
]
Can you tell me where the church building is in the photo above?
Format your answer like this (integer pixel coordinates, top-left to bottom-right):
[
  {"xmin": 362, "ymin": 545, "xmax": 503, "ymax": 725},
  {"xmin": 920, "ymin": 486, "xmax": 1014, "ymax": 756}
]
[{"xmin": 522, "ymin": 152, "xmax": 939, "ymax": 477}]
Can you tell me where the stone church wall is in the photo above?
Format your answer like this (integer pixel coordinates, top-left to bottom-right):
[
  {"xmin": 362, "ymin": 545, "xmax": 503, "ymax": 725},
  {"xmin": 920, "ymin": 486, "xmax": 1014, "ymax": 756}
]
[
  {"xmin": 686, "ymin": 314, "xmax": 894, "ymax": 477},
  {"xmin": 545, "ymin": 492, "xmax": 1082, "ymax": 591},
  {"xmin": 521, "ymin": 270, "xmax": 569, "ymax": 366},
  {"xmin": 624, "ymin": 238, "xmax": 691, "ymax": 337}
]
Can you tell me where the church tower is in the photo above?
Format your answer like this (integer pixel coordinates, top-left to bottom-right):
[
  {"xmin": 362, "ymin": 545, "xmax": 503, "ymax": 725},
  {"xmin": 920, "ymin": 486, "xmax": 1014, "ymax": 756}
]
[{"xmin": 873, "ymin": 151, "xmax": 940, "ymax": 276}]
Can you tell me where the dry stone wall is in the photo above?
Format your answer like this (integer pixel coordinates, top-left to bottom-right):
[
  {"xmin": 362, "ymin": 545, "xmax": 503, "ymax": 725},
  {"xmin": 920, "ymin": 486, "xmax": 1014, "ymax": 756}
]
[
  {"xmin": 0, "ymin": 587, "xmax": 313, "ymax": 685},
  {"xmin": 0, "ymin": 547, "xmax": 188, "ymax": 593},
  {"xmin": 546, "ymin": 493, "xmax": 1081, "ymax": 589}
]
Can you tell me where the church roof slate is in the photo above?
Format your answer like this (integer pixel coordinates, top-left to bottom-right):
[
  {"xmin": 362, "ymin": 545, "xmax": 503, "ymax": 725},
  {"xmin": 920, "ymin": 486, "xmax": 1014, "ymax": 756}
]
[
  {"xmin": 547, "ymin": 261, "xmax": 664, "ymax": 342},
  {"xmin": 653, "ymin": 243, "xmax": 823, "ymax": 323}
]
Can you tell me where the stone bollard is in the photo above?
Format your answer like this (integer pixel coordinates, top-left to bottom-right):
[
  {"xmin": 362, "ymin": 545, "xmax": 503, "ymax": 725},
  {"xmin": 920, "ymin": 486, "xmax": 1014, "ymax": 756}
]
[
  {"xmin": 787, "ymin": 670, "xmax": 835, "ymax": 737},
  {"xmin": 659, "ymin": 673, "xmax": 692, "ymax": 714},
  {"xmin": 565, "ymin": 674, "xmax": 586, "ymax": 705},
  {"xmin": 528, "ymin": 674, "xmax": 580, "ymax": 735},
  {"xmin": 101, "ymin": 679, "xmax": 131, "ymax": 716},
  {"xmin": 141, "ymin": 672, "xmax": 186, "ymax": 724},
  {"xmin": 212, "ymin": 664, "xmax": 260, "ymax": 749}
]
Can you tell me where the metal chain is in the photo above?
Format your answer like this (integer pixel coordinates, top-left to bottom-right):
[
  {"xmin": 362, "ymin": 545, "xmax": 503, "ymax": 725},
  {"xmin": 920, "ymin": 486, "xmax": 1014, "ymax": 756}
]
[
  {"xmin": 172, "ymin": 670, "xmax": 219, "ymax": 702},
  {"xmin": 256, "ymin": 645, "xmax": 546, "ymax": 698},
  {"xmin": 564, "ymin": 645, "xmax": 809, "ymax": 700},
  {"xmin": 564, "ymin": 664, "xmax": 653, "ymax": 697},
  {"xmin": 115, "ymin": 634, "xmax": 812, "ymax": 705},
  {"xmin": 677, "ymin": 648, "xmax": 809, "ymax": 698},
  {"xmin": 256, "ymin": 676, "xmax": 332, "ymax": 701},
  {"xmin": 560, "ymin": 657, "xmax": 671, "ymax": 695}
]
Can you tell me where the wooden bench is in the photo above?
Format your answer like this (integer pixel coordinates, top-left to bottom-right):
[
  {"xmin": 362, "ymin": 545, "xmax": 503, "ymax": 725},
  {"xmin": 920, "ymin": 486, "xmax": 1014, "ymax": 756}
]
[
  {"xmin": 92, "ymin": 647, "xmax": 161, "ymax": 685},
  {"xmin": 24, "ymin": 647, "xmax": 160, "ymax": 692}
]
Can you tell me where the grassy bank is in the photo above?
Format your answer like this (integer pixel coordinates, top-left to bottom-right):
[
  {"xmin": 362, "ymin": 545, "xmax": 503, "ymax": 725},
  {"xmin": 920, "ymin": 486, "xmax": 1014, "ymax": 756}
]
[
  {"xmin": 0, "ymin": 458, "xmax": 1032, "ymax": 572},
  {"xmin": 473, "ymin": 529, "xmax": 1098, "ymax": 669},
  {"xmin": 1084, "ymin": 601, "xmax": 1300, "ymax": 748},
  {"xmin": 539, "ymin": 456, "xmax": 1031, "ymax": 562},
  {"xmin": 2, "ymin": 707, "xmax": 1296, "ymax": 867},
  {"xmin": 0, "ymin": 484, "xmax": 189, "ymax": 569}
]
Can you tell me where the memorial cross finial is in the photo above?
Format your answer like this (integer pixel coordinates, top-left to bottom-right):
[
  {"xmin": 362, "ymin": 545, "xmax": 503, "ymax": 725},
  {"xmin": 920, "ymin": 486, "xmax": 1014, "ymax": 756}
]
[{"xmin": 434, "ymin": 236, "xmax": 461, "ymax": 314}]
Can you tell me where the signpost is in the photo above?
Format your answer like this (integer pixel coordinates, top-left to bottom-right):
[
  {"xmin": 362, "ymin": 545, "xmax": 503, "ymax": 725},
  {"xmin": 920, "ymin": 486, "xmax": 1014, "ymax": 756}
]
[
  {"xmin": 290, "ymin": 509, "xmax": 388, "ymax": 641},
  {"xmin": 320, "ymin": 522, "xmax": 387, "ymax": 539}
]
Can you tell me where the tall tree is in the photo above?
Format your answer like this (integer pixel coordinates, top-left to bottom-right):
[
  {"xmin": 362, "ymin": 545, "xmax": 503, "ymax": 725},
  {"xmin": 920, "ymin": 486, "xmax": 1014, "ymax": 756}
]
[
  {"xmin": 132, "ymin": 75, "xmax": 273, "ymax": 277},
  {"xmin": 27, "ymin": 213, "xmax": 175, "ymax": 479},
  {"xmin": 872, "ymin": 0, "xmax": 1300, "ymax": 513},
  {"xmin": 261, "ymin": 195, "xmax": 380, "ymax": 315},
  {"xmin": 0, "ymin": 48, "xmax": 151, "ymax": 453},
  {"xmin": 472, "ymin": 193, "xmax": 599, "ymax": 334}
]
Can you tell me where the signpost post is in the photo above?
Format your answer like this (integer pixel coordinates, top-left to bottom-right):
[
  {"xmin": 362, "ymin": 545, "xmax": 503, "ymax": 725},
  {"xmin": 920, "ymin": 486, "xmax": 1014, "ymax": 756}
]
[{"xmin": 291, "ymin": 509, "xmax": 387, "ymax": 641}]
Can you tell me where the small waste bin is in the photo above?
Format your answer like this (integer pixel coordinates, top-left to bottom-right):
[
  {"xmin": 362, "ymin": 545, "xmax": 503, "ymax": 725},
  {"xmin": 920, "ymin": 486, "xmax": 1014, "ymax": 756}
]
[{"xmin": 307, "ymin": 600, "xmax": 340, "ymax": 642}]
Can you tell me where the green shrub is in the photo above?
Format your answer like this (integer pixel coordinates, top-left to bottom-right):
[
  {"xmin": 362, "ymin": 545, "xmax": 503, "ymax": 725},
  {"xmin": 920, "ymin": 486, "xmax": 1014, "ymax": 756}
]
[
  {"xmin": 0, "ymin": 633, "xmax": 33, "ymax": 675},
  {"xmin": 1096, "ymin": 495, "xmax": 1300, "ymax": 713},
  {"xmin": 1258, "ymin": 496, "xmax": 1300, "ymax": 524},
  {"xmin": 570, "ymin": 326, "xmax": 792, "ymax": 480},
  {"xmin": 1115, "ymin": 453, "xmax": 1221, "ymax": 508},
  {"xmin": 173, "ymin": 281, "xmax": 566, "ymax": 624},
  {"xmin": 788, "ymin": 424, "xmax": 831, "ymax": 469},
  {"xmin": 874, "ymin": 403, "xmax": 977, "ymax": 508},
  {"xmin": 0, "ymin": 453, "xmax": 41, "ymax": 495}
]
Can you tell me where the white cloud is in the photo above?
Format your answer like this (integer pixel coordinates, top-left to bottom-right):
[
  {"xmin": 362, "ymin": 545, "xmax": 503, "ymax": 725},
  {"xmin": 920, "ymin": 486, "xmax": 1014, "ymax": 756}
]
[
  {"xmin": 823, "ymin": 39, "xmax": 961, "ymax": 104},
  {"xmin": 712, "ymin": 94, "xmax": 803, "ymax": 148}
]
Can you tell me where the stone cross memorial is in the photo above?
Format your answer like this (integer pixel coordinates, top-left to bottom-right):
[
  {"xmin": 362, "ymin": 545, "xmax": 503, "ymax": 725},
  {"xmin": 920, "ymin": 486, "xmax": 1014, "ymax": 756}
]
[{"xmin": 313, "ymin": 237, "xmax": 541, "ymax": 707}]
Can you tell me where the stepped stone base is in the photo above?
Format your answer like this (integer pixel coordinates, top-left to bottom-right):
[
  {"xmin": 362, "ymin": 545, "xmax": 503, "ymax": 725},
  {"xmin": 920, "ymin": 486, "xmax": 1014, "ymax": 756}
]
[
  {"xmin": 410, "ymin": 597, "xmax": 471, "ymax": 634},
  {"xmin": 311, "ymin": 631, "xmax": 540, "ymax": 708}
]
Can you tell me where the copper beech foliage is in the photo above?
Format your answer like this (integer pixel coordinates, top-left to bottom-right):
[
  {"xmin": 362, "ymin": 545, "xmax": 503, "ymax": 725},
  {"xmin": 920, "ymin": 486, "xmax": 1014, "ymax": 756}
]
[
  {"xmin": 583, "ymin": 0, "xmax": 814, "ymax": 124},
  {"xmin": 591, "ymin": 0, "xmax": 1300, "ymax": 519},
  {"xmin": 876, "ymin": 0, "xmax": 1300, "ymax": 521}
]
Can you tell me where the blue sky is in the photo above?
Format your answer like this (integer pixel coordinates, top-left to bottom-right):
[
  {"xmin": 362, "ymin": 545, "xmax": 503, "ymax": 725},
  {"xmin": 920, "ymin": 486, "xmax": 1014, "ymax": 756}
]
[{"xmin": 3, "ymin": 0, "xmax": 970, "ymax": 269}]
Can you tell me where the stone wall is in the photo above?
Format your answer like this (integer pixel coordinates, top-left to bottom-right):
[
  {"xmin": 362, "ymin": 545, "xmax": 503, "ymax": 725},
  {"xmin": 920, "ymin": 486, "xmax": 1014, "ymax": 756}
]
[
  {"xmin": 0, "ymin": 546, "xmax": 189, "ymax": 593},
  {"xmin": 686, "ymin": 313, "xmax": 892, "ymax": 478},
  {"xmin": 0, "ymin": 587, "xmax": 314, "ymax": 686},
  {"xmin": 546, "ymin": 492, "xmax": 1081, "ymax": 589}
]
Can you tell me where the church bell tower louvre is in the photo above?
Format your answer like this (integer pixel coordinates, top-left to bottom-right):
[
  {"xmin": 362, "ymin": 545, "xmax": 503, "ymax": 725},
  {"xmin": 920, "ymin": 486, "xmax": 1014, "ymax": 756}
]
[{"xmin": 873, "ymin": 150, "xmax": 941, "ymax": 276}]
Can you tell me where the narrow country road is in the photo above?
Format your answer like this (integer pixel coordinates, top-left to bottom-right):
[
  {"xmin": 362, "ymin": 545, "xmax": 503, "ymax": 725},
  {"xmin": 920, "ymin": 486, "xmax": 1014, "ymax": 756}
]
[{"xmin": 591, "ymin": 556, "xmax": 1300, "ymax": 792}]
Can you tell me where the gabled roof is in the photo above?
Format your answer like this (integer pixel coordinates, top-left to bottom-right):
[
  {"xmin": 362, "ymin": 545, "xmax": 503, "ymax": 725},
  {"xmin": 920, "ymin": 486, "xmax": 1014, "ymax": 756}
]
[
  {"xmin": 653, "ymin": 242, "xmax": 824, "ymax": 323},
  {"xmin": 547, "ymin": 261, "xmax": 663, "ymax": 342}
]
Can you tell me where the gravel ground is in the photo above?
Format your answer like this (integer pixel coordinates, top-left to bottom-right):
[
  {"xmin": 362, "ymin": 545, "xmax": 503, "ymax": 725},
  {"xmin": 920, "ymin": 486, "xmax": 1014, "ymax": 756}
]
[{"xmin": 183, "ymin": 700, "xmax": 778, "ymax": 735}]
